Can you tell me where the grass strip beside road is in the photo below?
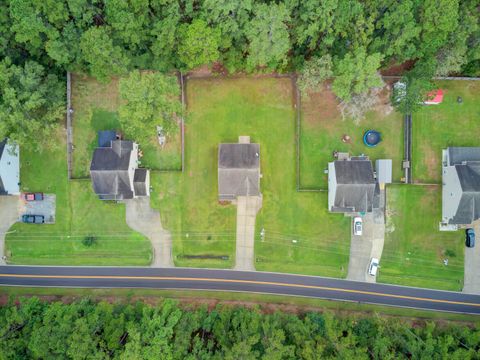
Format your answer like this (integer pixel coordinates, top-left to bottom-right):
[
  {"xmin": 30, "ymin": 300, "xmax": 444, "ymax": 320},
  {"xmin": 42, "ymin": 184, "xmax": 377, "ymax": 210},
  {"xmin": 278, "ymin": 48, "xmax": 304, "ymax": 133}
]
[{"xmin": 1, "ymin": 287, "xmax": 477, "ymax": 323}]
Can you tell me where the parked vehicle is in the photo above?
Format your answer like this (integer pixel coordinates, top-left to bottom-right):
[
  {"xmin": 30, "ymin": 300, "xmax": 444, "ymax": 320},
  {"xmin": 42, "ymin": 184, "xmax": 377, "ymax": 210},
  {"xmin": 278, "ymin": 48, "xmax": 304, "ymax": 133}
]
[
  {"xmin": 353, "ymin": 217, "xmax": 363, "ymax": 236},
  {"xmin": 466, "ymin": 228, "xmax": 475, "ymax": 248},
  {"xmin": 23, "ymin": 192, "xmax": 44, "ymax": 201},
  {"xmin": 22, "ymin": 215, "xmax": 45, "ymax": 224},
  {"xmin": 368, "ymin": 258, "xmax": 379, "ymax": 276}
]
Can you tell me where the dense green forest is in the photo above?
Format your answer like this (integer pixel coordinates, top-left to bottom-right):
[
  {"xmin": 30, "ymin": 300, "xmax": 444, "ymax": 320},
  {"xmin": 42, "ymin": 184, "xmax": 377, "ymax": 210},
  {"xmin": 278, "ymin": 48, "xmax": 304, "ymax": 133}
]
[
  {"xmin": 0, "ymin": 0, "xmax": 479, "ymax": 147},
  {"xmin": 0, "ymin": 297, "xmax": 479, "ymax": 359}
]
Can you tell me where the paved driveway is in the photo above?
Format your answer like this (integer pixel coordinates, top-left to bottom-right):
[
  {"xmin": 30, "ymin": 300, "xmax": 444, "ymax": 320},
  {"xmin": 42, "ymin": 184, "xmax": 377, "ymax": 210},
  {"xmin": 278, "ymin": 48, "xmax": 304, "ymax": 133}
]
[
  {"xmin": 234, "ymin": 196, "xmax": 262, "ymax": 271},
  {"xmin": 22, "ymin": 194, "xmax": 56, "ymax": 223},
  {"xmin": 463, "ymin": 221, "xmax": 480, "ymax": 294},
  {"xmin": 125, "ymin": 197, "xmax": 174, "ymax": 268},
  {"xmin": 0, "ymin": 196, "xmax": 21, "ymax": 264},
  {"xmin": 347, "ymin": 192, "xmax": 385, "ymax": 283}
]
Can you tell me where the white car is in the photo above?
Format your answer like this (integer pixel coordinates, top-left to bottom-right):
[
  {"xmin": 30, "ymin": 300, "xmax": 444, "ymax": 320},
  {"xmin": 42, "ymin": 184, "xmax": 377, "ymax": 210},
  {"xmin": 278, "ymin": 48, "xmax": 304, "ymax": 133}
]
[
  {"xmin": 368, "ymin": 258, "xmax": 379, "ymax": 276},
  {"xmin": 353, "ymin": 217, "xmax": 363, "ymax": 236}
]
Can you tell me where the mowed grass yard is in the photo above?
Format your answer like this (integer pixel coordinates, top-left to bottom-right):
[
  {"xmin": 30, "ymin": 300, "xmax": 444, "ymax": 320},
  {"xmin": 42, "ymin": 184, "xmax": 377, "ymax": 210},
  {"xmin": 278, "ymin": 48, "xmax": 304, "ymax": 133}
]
[
  {"xmin": 71, "ymin": 74, "xmax": 181, "ymax": 178},
  {"xmin": 300, "ymin": 84, "xmax": 404, "ymax": 189},
  {"xmin": 5, "ymin": 132, "xmax": 152, "ymax": 266},
  {"xmin": 413, "ymin": 80, "xmax": 480, "ymax": 183},
  {"xmin": 378, "ymin": 185, "xmax": 464, "ymax": 291},
  {"xmin": 150, "ymin": 77, "xmax": 351, "ymax": 276}
]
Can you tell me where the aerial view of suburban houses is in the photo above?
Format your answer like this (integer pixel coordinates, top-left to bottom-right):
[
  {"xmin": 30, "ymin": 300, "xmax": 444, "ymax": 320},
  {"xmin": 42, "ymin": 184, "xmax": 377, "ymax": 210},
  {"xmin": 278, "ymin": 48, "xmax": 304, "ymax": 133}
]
[{"xmin": 0, "ymin": 1, "xmax": 479, "ymax": 357}]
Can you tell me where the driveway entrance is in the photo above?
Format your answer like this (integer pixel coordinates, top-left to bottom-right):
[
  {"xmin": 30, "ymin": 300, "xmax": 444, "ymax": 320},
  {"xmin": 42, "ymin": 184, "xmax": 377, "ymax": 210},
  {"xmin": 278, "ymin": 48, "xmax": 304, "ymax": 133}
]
[
  {"xmin": 234, "ymin": 196, "xmax": 261, "ymax": 271},
  {"xmin": 0, "ymin": 196, "xmax": 21, "ymax": 264},
  {"xmin": 125, "ymin": 197, "xmax": 174, "ymax": 268},
  {"xmin": 463, "ymin": 221, "xmax": 480, "ymax": 294},
  {"xmin": 347, "ymin": 191, "xmax": 385, "ymax": 283}
]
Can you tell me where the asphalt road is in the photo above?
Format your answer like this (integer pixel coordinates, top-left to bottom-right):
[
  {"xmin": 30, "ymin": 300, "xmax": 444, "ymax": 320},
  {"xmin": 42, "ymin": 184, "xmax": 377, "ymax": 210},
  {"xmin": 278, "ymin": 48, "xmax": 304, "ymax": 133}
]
[{"xmin": 1, "ymin": 266, "xmax": 480, "ymax": 315}]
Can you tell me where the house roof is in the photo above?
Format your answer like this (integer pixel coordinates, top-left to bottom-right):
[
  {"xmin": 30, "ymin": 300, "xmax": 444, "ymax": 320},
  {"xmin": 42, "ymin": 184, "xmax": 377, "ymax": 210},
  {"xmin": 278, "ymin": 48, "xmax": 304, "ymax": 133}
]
[
  {"xmin": 334, "ymin": 160, "xmax": 376, "ymax": 185},
  {"xmin": 443, "ymin": 147, "xmax": 480, "ymax": 225},
  {"xmin": 218, "ymin": 143, "xmax": 260, "ymax": 199},
  {"xmin": 0, "ymin": 139, "xmax": 20, "ymax": 195},
  {"xmin": 133, "ymin": 168, "xmax": 148, "ymax": 196},
  {"xmin": 90, "ymin": 140, "xmax": 133, "ymax": 171},
  {"xmin": 448, "ymin": 147, "xmax": 480, "ymax": 166},
  {"xmin": 90, "ymin": 140, "xmax": 135, "ymax": 200},
  {"xmin": 329, "ymin": 159, "xmax": 377, "ymax": 213},
  {"xmin": 375, "ymin": 159, "xmax": 392, "ymax": 184},
  {"xmin": 98, "ymin": 130, "xmax": 117, "ymax": 148}
]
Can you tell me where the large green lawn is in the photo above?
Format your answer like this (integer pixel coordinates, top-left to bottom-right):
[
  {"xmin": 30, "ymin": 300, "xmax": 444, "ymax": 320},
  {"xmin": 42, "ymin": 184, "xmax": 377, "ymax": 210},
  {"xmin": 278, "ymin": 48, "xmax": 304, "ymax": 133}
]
[
  {"xmin": 377, "ymin": 185, "xmax": 464, "ymax": 291},
  {"xmin": 151, "ymin": 78, "xmax": 350, "ymax": 276},
  {"xmin": 413, "ymin": 80, "xmax": 480, "ymax": 183},
  {"xmin": 300, "ymin": 85, "xmax": 404, "ymax": 189},
  {"xmin": 5, "ymin": 132, "xmax": 151, "ymax": 266},
  {"xmin": 71, "ymin": 74, "xmax": 181, "ymax": 178}
]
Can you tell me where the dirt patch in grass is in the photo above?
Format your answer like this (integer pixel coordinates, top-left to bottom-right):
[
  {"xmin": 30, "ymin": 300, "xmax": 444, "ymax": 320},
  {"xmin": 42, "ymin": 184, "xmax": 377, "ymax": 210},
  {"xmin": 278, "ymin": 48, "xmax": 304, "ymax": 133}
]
[
  {"xmin": 380, "ymin": 60, "xmax": 416, "ymax": 76},
  {"xmin": 416, "ymin": 144, "xmax": 439, "ymax": 183},
  {"xmin": 303, "ymin": 85, "xmax": 341, "ymax": 130}
]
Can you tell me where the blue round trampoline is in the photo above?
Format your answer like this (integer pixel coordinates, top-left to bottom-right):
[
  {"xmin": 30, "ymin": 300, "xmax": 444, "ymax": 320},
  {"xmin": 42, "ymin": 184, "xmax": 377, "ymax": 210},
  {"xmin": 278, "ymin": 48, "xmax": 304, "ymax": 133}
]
[{"xmin": 363, "ymin": 130, "xmax": 382, "ymax": 147}]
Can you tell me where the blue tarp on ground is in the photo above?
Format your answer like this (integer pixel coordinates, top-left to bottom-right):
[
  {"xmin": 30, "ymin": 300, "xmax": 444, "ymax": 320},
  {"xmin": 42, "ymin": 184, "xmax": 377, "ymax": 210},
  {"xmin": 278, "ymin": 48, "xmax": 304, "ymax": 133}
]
[{"xmin": 98, "ymin": 131, "xmax": 117, "ymax": 148}]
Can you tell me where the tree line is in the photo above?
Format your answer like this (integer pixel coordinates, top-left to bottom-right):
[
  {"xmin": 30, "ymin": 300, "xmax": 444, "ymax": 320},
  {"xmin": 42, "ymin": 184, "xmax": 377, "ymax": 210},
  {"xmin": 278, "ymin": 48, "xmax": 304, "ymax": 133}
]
[
  {"xmin": 1, "ymin": 297, "xmax": 479, "ymax": 359},
  {"xmin": 0, "ymin": 0, "xmax": 479, "ymax": 148}
]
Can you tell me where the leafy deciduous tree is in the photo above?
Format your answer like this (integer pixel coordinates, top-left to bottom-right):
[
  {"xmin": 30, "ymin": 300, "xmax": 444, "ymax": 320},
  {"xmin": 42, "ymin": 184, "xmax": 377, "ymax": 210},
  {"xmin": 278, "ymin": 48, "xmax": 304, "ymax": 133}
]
[
  {"xmin": 118, "ymin": 70, "xmax": 181, "ymax": 144},
  {"xmin": 0, "ymin": 58, "xmax": 64, "ymax": 150}
]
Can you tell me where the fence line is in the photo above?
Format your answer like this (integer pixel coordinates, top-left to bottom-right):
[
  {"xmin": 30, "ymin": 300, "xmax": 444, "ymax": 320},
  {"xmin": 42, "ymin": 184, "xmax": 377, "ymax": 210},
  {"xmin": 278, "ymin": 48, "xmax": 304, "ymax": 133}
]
[
  {"xmin": 180, "ymin": 72, "xmax": 186, "ymax": 173},
  {"xmin": 382, "ymin": 75, "xmax": 480, "ymax": 81},
  {"xmin": 66, "ymin": 72, "xmax": 73, "ymax": 180}
]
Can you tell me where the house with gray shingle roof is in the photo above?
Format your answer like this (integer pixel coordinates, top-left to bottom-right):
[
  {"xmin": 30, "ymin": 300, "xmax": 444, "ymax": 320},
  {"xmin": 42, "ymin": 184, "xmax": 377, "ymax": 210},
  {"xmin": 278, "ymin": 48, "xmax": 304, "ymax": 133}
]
[
  {"xmin": 90, "ymin": 135, "xmax": 149, "ymax": 201},
  {"xmin": 218, "ymin": 136, "xmax": 260, "ymax": 201},
  {"xmin": 0, "ymin": 139, "xmax": 20, "ymax": 196},
  {"xmin": 442, "ymin": 147, "xmax": 480, "ymax": 227},
  {"xmin": 328, "ymin": 156, "xmax": 380, "ymax": 213}
]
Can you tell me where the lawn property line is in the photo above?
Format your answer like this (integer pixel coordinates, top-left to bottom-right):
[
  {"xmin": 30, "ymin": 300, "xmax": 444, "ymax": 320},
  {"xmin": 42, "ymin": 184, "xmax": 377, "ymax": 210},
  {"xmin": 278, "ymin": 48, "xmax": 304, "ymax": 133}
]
[
  {"xmin": 293, "ymin": 76, "xmax": 327, "ymax": 192},
  {"xmin": 66, "ymin": 71, "xmax": 73, "ymax": 180},
  {"xmin": 180, "ymin": 72, "xmax": 185, "ymax": 173}
]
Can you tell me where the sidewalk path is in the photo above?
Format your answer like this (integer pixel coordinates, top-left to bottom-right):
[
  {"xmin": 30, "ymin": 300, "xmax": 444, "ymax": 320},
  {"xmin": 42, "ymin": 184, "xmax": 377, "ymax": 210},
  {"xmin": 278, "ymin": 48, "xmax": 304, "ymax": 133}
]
[
  {"xmin": 125, "ymin": 197, "xmax": 174, "ymax": 268},
  {"xmin": 234, "ymin": 196, "xmax": 262, "ymax": 271}
]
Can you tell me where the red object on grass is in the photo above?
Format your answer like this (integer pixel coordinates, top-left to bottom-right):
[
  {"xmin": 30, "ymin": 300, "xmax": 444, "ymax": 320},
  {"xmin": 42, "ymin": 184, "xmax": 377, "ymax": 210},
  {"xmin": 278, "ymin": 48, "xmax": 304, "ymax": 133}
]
[{"xmin": 424, "ymin": 89, "xmax": 444, "ymax": 105}]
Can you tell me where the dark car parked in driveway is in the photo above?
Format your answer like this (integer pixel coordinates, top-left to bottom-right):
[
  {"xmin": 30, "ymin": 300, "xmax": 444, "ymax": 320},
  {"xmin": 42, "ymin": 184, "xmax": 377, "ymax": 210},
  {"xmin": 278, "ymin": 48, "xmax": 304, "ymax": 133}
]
[
  {"xmin": 466, "ymin": 228, "xmax": 475, "ymax": 248},
  {"xmin": 22, "ymin": 215, "xmax": 45, "ymax": 224}
]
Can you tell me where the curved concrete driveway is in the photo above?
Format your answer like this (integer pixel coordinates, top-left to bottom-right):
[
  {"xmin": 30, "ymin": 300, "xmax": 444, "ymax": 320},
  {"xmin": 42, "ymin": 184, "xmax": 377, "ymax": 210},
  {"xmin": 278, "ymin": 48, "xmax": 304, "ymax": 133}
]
[
  {"xmin": 125, "ymin": 198, "xmax": 174, "ymax": 268},
  {"xmin": 0, "ymin": 196, "xmax": 21, "ymax": 265}
]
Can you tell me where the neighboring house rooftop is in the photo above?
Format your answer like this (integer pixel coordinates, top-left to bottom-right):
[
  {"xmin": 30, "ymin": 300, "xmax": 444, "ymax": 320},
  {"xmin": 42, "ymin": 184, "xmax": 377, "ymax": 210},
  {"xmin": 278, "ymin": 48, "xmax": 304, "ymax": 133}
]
[
  {"xmin": 328, "ymin": 157, "xmax": 378, "ymax": 213},
  {"xmin": 90, "ymin": 137, "xmax": 149, "ymax": 200},
  {"xmin": 0, "ymin": 139, "xmax": 20, "ymax": 195},
  {"xmin": 442, "ymin": 147, "xmax": 480, "ymax": 225},
  {"xmin": 218, "ymin": 136, "xmax": 260, "ymax": 201}
]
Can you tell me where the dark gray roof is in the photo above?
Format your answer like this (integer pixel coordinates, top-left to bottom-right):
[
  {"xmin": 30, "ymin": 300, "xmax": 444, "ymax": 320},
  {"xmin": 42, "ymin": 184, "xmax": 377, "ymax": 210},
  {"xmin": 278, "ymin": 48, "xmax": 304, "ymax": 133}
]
[
  {"xmin": 0, "ymin": 139, "xmax": 6, "ymax": 159},
  {"xmin": 218, "ymin": 143, "xmax": 260, "ymax": 200},
  {"xmin": 0, "ymin": 176, "xmax": 5, "ymax": 195},
  {"xmin": 133, "ymin": 168, "xmax": 148, "ymax": 196},
  {"xmin": 331, "ymin": 160, "xmax": 377, "ymax": 213},
  {"xmin": 90, "ymin": 140, "xmax": 133, "ymax": 171},
  {"xmin": 443, "ymin": 147, "xmax": 480, "ymax": 225},
  {"xmin": 334, "ymin": 160, "xmax": 375, "ymax": 185},
  {"xmin": 98, "ymin": 131, "xmax": 117, "ymax": 148},
  {"xmin": 90, "ymin": 140, "xmax": 135, "ymax": 200},
  {"xmin": 456, "ymin": 164, "xmax": 480, "ymax": 192},
  {"xmin": 450, "ymin": 194, "xmax": 480, "ymax": 225},
  {"xmin": 219, "ymin": 144, "xmax": 260, "ymax": 169},
  {"xmin": 448, "ymin": 147, "xmax": 480, "ymax": 166}
]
